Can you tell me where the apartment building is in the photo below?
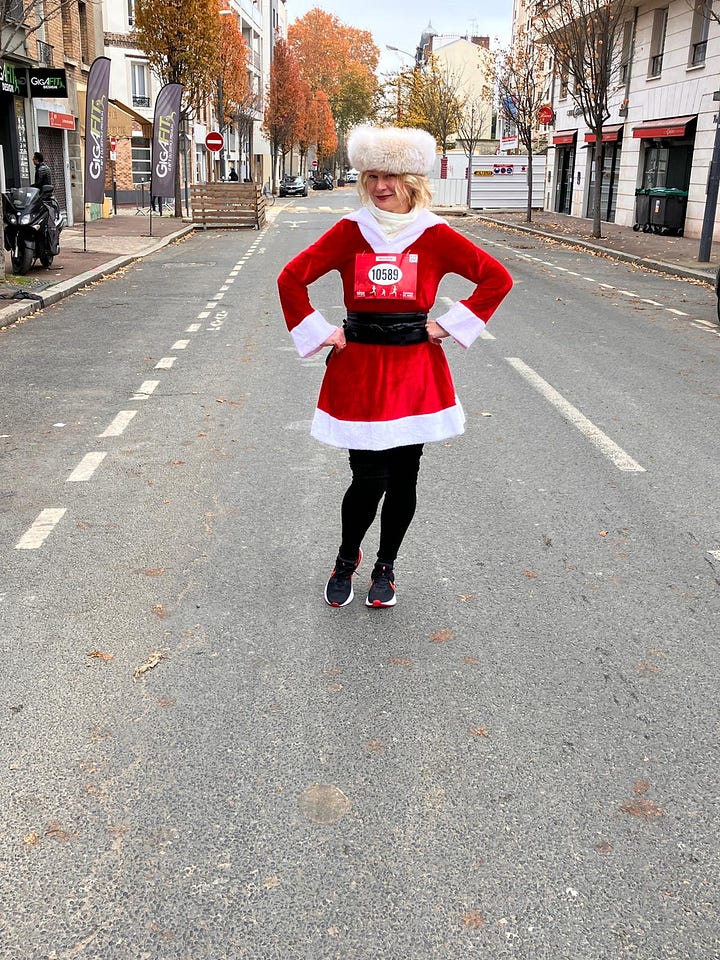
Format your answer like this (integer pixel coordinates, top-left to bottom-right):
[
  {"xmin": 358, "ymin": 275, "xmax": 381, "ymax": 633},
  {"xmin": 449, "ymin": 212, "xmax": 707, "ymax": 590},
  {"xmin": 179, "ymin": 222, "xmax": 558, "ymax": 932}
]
[
  {"xmin": 536, "ymin": 0, "xmax": 719, "ymax": 240},
  {"xmin": 1, "ymin": 0, "xmax": 103, "ymax": 223},
  {"xmin": 101, "ymin": 0, "xmax": 280, "ymax": 203}
]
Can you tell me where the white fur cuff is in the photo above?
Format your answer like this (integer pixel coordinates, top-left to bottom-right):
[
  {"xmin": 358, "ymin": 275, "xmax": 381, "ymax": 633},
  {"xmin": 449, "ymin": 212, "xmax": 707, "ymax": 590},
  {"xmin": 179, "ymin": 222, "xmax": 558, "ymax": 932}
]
[{"xmin": 435, "ymin": 301, "xmax": 487, "ymax": 348}]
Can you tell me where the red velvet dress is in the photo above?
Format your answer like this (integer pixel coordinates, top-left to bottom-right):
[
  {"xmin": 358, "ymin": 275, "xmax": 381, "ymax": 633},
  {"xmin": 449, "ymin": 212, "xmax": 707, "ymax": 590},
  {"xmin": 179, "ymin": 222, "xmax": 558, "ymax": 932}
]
[{"xmin": 277, "ymin": 208, "xmax": 513, "ymax": 450}]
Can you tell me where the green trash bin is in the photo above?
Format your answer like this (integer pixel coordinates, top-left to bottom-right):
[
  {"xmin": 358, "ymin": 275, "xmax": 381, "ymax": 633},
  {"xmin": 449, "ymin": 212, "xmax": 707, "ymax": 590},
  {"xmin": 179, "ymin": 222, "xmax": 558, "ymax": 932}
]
[
  {"xmin": 633, "ymin": 188, "xmax": 650, "ymax": 231},
  {"xmin": 647, "ymin": 187, "xmax": 688, "ymax": 235}
]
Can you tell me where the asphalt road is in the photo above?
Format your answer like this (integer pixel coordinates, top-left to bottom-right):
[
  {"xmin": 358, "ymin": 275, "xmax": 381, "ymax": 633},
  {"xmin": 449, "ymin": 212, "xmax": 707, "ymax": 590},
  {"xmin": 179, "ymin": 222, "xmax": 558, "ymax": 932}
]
[{"xmin": 1, "ymin": 192, "xmax": 719, "ymax": 959}]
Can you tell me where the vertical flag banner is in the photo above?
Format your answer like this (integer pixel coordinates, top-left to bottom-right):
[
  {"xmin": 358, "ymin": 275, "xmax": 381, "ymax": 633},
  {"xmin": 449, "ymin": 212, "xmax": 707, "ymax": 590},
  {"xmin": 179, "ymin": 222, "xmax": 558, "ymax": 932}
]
[
  {"xmin": 151, "ymin": 83, "xmax": 183, "ymax": 199},
  {"xmin": 83, "ymin": 57, "xmax": 111, "ymax": 205}
]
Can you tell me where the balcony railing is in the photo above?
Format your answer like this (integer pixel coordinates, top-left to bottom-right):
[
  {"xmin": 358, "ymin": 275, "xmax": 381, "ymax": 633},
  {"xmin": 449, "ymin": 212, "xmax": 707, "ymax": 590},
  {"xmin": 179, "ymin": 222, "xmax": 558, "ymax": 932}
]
[
  {"xmin": 37, "ymin": 40, "xmax": 53, "ymax": 66},
  {"xmin": 133, "ymin": 96, "xmax": 151, "ymax": 108}
]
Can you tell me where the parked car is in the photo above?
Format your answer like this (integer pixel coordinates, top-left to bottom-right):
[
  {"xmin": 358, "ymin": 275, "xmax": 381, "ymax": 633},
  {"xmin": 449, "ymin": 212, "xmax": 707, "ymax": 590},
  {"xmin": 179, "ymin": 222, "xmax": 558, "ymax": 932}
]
[
  {"xmin": 279, "ymin": 175, "xmax": 308, "ymax": 197},
  {"xmin": 344, "ymin": 169, "xmax": 359, "ymax": 183},
  {"xmin": 312, "ymin": 173, "xmax": 334, "ymax": 191}
]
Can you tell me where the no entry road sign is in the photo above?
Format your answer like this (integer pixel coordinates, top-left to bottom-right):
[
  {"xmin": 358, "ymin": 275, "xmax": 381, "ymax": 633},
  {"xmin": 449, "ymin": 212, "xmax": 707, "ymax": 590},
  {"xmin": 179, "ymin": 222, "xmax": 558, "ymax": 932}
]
[{"xmin": 205, "ymin": 131, "xmax": 224, "ymax": 152}]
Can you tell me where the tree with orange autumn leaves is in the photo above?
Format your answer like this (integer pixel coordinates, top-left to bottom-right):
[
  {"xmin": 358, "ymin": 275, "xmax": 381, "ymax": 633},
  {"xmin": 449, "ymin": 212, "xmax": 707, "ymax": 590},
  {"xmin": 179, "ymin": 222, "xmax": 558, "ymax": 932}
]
[
  {"xmin": 263, "ymin": 7, "xmax": 378, "ymax": 184},
  {"xmin": 218, "ymin": 13, "xmax": 250, "ymax": 126}
]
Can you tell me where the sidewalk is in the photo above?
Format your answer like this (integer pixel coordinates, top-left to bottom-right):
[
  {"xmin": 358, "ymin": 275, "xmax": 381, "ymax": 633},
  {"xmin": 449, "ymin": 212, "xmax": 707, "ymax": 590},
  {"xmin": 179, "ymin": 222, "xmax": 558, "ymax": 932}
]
[
  {"xmin": 1, "ymin": 205, "xmax": 195, "ymax": 329},
  {"xmin": 1, "ymin": 202, "xmax": 718, "ymax": 330},
  {"xmin": 465, "ymin": 208, "xmax": 719, "ymax": 284}
]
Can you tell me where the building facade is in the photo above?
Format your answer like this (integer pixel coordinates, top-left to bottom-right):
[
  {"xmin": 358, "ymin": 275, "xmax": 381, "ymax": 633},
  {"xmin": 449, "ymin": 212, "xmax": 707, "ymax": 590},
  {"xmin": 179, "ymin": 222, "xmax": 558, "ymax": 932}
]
[
  {"xmin": 1, "ymin": 0, "xmax": 104, "ymax": 224},
  {"xmin": 533, "ymin": 0, "xmax": 720, "ymax": 240}
]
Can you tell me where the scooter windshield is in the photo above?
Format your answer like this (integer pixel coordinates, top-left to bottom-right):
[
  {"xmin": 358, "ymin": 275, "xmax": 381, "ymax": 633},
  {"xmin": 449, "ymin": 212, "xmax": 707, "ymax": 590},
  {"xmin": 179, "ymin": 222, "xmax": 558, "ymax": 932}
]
[{"xmin": 6, "ymin": 186, "xmax": 40, "ymax": 209}]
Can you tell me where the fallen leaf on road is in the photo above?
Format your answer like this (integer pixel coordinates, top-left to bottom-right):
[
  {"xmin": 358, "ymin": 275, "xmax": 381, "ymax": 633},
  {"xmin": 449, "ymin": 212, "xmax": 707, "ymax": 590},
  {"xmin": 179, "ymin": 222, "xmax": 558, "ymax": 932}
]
[
  {"xmin": 262, "ymin": 875, "xmax": 281, "ymax": 890},
  {"xmin": 599, "ymin": 530, "xmax": 608, "ymax": 537},
  {"xmin": 469, "ymin": 727, "xmax": 489, "ymax": 738},
  {"xmin": 523, "ymin": 570, "xmax": 538, "ymax": 579},
  {"xmin": 458, "ymin": 594, "xmax": 475, "ymax": 602},
  {"xmin": 388, "ymin": 656, "xmax": 412, "ymax": 667},
  {"xmin": 619, "ymin": 798, "xmax": 662, "ymax": 819},
  {"xmin": 87, "ymin": 650, "xmax": 114, "ymax": 662},
  {"xmin": 462, "ymin": 910, "xmax": 484, "ymax": 929},
  {"xmin": 145, "ymin": 567, "xmax": 166, "ymax": 577},
  {"xmin": 133, "ymin": 651, "xmax": 166, "ymax": 681},
  {"xmin": 151, "ymin": 604, "xmax": 169, "ymax": 619},
  {"xmin": 23, "ymin": 832, "xmax": 40, "ymax": 846},
  {"xmin": 430, "ymin": 629, "xmax": 453, "ymax": 643}
]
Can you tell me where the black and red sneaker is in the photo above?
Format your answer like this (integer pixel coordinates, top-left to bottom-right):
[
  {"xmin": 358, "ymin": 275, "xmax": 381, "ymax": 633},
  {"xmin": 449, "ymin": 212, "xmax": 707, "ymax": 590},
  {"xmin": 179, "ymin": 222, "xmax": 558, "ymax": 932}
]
[
  {"xmin": 324, "ymin": 549, "xmax": 362, "ymax": 607},
  {"xmin": 366, "ymin": 562, "xmax": 396, "ymax": 607}
]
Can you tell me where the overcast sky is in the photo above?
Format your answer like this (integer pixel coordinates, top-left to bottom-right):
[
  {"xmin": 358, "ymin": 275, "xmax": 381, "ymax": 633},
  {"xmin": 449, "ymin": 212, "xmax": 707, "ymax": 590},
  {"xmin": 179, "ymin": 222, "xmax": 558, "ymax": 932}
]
[{"xmin": 284, "ymin": 0, "xmax": 515, "ymax": 74}]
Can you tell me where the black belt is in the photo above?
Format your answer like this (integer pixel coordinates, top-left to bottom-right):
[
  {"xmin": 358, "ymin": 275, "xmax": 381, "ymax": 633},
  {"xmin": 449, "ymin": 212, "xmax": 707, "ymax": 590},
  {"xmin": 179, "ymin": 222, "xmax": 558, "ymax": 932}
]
[{"xmin": 344, "ymin": 311, "xmax": 428, "ymax": 346}]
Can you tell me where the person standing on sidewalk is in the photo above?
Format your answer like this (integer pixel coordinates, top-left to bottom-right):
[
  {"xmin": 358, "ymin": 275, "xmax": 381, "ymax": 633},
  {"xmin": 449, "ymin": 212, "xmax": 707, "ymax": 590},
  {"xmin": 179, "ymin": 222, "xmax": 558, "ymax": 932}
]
[
  {"xmin": 277, "ymin": 126, "xmax": 513, "ymax": 608},
  {"xmin": 32, "ymin": 152, "xmax": 51, "ymax": 191}
]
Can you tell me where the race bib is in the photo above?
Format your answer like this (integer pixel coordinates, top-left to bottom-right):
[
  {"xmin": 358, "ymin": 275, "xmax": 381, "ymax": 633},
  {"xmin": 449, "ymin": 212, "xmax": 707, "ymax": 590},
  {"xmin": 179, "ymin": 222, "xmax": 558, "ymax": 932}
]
[{"xmin": 354, "ymin": 253, "xmax": 418, "ymax": 300}]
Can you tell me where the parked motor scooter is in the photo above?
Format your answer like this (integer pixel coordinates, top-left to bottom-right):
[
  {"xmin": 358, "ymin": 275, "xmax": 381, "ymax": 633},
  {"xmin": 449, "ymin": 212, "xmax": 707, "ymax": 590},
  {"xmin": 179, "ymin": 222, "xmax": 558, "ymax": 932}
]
[{"xmin": 3, "ymin": 184, "xmax": 65, "ymax": 275}]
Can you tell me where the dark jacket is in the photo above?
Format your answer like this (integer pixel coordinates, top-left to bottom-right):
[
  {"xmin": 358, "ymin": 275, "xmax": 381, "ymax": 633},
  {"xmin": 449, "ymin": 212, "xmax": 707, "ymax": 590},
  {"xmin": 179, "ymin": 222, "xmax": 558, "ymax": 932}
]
[{"xmin": 34, "ymin": 162, "xmax": 52, "ymax": 190}]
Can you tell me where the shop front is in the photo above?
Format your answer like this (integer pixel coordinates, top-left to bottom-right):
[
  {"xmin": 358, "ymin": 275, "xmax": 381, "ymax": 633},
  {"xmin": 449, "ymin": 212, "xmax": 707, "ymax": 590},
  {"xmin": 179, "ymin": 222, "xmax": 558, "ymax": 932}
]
[
  {"xmin": 585, "ymin": 124, "xmax": 624, "ymax": 222},
  {"xmin": 632, "ymin": 115, "xmax": 696, "ymax": 192},
  {"xmin": 0, "ymin": 60, "xmax": 32, "ymax": 189},
  {"xmin": 552, "ymin": 130, "xmax": 577, "ymax": 214}
]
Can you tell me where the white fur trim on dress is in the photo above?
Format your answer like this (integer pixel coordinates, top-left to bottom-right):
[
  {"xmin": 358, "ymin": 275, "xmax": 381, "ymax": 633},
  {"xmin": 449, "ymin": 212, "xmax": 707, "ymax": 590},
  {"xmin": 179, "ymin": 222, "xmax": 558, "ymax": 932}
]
[
  {"xmin": 343, "ymin": 207, "xmax": 446, "ymax": 254},
  {"xmin": 347, "ymin": 126, "xmax": 437, "ymax": 176},
  {"xmin": 435, "ymin": 301, "xmax": 487, "ymax": 349},
  {"xmin": 311, "ymin": 404, "xmax": 466, "ymax": 450},
  {"xmin": 290, "ymin": 309, "xmax": 336, "ymax": 358}
]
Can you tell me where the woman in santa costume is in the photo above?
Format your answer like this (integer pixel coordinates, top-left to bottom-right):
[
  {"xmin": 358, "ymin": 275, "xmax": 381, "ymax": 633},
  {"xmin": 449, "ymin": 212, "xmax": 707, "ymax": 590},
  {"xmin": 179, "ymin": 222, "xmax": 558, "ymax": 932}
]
[{"xmin": 277, "ymin": 125, "xmax": 513, "ymax": 608}]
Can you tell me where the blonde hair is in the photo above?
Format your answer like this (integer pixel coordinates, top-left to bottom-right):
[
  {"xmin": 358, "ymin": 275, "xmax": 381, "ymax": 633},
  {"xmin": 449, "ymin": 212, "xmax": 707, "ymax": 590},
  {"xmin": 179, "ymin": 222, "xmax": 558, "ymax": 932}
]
[{"xmin": 358, "ymin": 171, "xmax": 433, "ymax": 211}]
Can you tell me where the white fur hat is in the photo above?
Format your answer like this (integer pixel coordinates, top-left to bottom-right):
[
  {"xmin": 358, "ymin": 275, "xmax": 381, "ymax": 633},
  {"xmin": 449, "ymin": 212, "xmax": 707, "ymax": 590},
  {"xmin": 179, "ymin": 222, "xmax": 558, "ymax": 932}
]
[{"xmin": 347, "ymin": 125, "xmax": 437, "ymax": 176}]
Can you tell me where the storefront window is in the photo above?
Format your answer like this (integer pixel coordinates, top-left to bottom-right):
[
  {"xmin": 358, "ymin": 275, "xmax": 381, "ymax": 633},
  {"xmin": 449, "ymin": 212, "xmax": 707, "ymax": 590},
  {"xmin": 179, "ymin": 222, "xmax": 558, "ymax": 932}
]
[{"xmin": 643, "ymin": 147, "xmax": 669, "ymax": 188}]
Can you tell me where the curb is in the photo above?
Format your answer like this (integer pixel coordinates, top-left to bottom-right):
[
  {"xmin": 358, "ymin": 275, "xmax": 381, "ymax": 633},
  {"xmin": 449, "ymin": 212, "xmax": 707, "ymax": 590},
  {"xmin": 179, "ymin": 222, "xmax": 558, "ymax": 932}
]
[
  {"xmin": 0, "ymin": 223, "xmax": 196, "ymax": 330},
  {"xmin": 474, "ymin": 215, "xmax": 717, "ymax": 285}
]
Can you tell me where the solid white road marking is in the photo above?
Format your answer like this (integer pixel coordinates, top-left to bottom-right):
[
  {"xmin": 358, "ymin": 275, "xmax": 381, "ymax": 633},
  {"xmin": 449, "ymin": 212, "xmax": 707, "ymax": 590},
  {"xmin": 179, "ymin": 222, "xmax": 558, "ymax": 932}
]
[
  {"xmin": 16, "ymin": 508, "xmax": 67, "ymax": 550},
  {"xmin": 171, "ymin": 339, "xmax": 190, "ymax": 350},
  {"xmin": 98, "ymin": 410, "xmax": 137, "ymax": 438},
  {"xmin": 67, "ymin": 452, "xmax": 107, "ymax": 482},
  {"xmin": 133, "ymin": 380, "xmax": 159, "ymax": 400},
  {"xmin": 155, "ymin": 357, "xmax": 175, "ymax": 369},
  {"xmin": 506, "ymin": 357, "xmax": 646, "ymax": 473}
]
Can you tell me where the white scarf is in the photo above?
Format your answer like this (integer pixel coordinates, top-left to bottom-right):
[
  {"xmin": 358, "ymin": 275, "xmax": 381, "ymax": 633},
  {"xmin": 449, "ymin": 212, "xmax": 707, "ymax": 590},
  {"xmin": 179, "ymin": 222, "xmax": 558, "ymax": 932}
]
[{"xmin": 366, "ymin": 202, "xmax": 421, "ymax": 239}]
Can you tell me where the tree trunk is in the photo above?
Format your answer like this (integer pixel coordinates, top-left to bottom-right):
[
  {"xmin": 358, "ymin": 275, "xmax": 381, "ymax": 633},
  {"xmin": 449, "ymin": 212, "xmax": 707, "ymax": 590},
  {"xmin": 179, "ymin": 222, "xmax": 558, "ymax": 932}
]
[{"xmin": 526, "ymin": 151, "xmax": 534, "ymax": 223}]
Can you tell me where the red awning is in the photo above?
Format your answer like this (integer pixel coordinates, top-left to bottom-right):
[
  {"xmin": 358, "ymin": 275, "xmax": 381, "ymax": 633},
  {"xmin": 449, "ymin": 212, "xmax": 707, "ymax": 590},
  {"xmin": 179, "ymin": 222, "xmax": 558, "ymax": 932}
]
[
  {"xmin": 632, "ymin": 116, "xmax": 696, "ymax": 139},
  {"xmin": 552, "ymin": 130, "xmax": 577, "ymax": 145},
  {"xmin": 585, "ymin": 124, "xmax": 624, "ymax": 144}
]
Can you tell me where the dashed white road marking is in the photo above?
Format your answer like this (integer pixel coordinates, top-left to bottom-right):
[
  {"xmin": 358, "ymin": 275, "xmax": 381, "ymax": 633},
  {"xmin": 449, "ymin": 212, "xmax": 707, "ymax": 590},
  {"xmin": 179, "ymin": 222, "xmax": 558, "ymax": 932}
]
[
  {"xmin": 506, "ymin": 357, "xmax": 646, "ymax": 473},
  {"xmin": 16, "ymin": 508, "xmax": 67, "ymax": 550},
  {"xmin": 98, "ymin": 410, "xmax": 137, "ymax": 438},
  {"xmin": 640, "ymin": 299, "xmax": 662, "ymax": 306},
  {"xmin": 204, "ymin": 302, "xmax": 216, "ymax": 309},
  {"xmin": 171, "ymin": 339, "xmax": 190, "ymax": 350},
  {"xmin": 618, "ymin": 290, "xmax": 638, "ymax": 297},
  {"xmin": 197, "ymin": 311, "xmax": 210, "ymax": 319},
  {"xmin": 133, "ymin": 380, "xmax": 159, "ymax": 400},
  {"xmin": 67, "ymin": 452, "xmax": 107, "ymax": 483},
  {"xmin": 155, "ymin": 357, "xmax": 175, "ymax": 369},
  {"xmin": 667, "ymin": 308, "xmax": 688, "ymax": 316},
  {"xmin": 186, "ymin": 323, "xmax": 201, "ymax": 332}
]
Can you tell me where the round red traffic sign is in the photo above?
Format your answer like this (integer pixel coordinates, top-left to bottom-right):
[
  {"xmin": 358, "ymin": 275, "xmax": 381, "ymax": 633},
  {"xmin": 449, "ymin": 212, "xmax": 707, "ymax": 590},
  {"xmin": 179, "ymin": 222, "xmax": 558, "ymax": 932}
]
[
  {"xmin": 538, "ymin": 105, "xmax": 554, "ymax": 124},
  {"xmin": 311, "ymin": 159, "xmax": 318, "ymax": 168},
  {"xmin": 205, "ymin": 131, "xmax": 224, "ymax": 152},
  {"xmin": 109, "ymin": 137, "xmax": 118, "ymax": 150}
]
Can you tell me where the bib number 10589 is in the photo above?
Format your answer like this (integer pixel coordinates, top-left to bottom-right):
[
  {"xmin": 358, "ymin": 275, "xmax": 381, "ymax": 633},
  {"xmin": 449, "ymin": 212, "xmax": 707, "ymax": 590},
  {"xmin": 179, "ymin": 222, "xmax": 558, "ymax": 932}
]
[{"xmin": 354, "ymin": 253, "xmax": 418, "ymax": 299}]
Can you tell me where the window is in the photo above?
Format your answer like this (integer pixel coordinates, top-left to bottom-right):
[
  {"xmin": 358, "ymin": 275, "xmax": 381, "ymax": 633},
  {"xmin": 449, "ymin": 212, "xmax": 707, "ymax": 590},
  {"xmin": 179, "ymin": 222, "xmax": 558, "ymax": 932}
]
[
  {"xmin": 648, "ymin": 8, "xmax": 668, "ymax": 78},
  {"xmin": 688, "ymin": 0, "xmax": 711, "ymax": 66},
  {"xmin": 619, "ymin": 21, "xmax": 634, "ymax": 83},
  {"xmin": 6, "ymin": 0, "xmax": 24, "ymax": 21},
  {"xmin": 78, "ymin": 0, "xmax": 89, "ymax": 64},
  {"xmin": 128, "ymin": 0, "xmax": 136, "ymax": 26},
  {"xmin": 559, "ymin": 59, "xmax": 569, "ymax": 99},
  {"xmin": 131, "ymin": 62, "xmax": 150, "ymax": 108},
  {"xmin": 131, "ymin": 138, "xmax": 151, "ymax": 185}
]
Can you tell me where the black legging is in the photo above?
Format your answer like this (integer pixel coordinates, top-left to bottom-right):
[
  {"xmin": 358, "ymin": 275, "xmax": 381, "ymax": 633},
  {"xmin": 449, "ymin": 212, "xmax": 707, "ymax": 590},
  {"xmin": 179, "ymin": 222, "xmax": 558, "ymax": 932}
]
[{"xmin": 339, "ymin": 444, "xmax": 424, "ymax": 565}]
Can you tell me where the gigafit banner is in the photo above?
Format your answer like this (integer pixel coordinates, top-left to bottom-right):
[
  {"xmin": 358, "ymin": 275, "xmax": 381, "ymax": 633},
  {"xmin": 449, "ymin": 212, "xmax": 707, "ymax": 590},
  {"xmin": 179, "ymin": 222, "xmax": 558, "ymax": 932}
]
[
  {"xmin": 83, "ymin": 57, "xmax": 111, "ymax": 205},
  {"xmin": 151, "ymin": 84, "xmax": 183, "ymax": 200}
]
